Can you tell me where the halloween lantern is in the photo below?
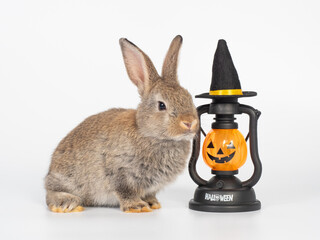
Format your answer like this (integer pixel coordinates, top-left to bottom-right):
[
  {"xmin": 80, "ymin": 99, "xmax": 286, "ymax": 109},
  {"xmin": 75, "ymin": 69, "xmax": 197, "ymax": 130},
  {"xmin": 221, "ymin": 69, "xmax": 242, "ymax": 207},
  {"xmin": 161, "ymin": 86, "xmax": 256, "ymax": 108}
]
[{"xmin": 188, "ymin": 40, "xmax": 262, "ymax": 212}]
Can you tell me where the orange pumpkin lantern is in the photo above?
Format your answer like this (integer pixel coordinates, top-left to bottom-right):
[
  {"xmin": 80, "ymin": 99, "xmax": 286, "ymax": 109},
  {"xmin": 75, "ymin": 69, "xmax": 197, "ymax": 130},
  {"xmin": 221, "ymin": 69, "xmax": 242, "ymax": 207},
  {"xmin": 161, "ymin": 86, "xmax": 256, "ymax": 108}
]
[{"xmin": 202, "ymin": 129, "xmax": 247, "ymax": 171}]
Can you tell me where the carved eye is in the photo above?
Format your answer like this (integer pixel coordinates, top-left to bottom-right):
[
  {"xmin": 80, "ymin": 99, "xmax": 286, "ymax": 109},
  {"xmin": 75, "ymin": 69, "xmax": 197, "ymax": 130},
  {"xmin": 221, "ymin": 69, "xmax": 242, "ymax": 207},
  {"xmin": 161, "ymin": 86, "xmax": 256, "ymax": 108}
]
[
  {"xmin": 227, "ymin": 141, "xmax": 235, "ymax": 149},
  {"xmin": 158, "ymin": 101, "xmax": 166, "ymax": 111},
  {"xmin": 207, "ymin": 142, "xmax": 214, "ymax": 148}
]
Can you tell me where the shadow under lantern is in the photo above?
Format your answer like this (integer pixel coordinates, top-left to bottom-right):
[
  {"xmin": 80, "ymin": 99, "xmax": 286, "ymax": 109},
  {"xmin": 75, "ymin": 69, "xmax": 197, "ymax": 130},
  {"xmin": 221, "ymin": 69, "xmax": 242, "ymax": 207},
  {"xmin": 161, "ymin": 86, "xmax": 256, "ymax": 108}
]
[{"xmin": 188, "ymin": 40, "xmax": 262, "ymax": 212}]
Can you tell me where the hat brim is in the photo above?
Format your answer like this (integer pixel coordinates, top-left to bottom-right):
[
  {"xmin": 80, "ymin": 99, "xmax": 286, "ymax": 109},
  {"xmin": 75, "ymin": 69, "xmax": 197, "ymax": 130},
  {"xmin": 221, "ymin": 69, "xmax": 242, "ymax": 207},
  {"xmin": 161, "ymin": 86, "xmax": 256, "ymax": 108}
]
[{"xmin": 196, "ymin": 91, "xmax": 257, "ymax": 99}]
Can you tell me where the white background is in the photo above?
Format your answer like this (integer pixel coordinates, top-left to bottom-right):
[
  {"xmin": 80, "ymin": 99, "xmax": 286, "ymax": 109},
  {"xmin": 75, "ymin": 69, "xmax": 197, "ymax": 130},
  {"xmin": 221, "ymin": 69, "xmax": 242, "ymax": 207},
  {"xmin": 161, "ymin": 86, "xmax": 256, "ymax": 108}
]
[{"xmin": 1, "ymin": 0, "xmax": 320, "ymax": 239}]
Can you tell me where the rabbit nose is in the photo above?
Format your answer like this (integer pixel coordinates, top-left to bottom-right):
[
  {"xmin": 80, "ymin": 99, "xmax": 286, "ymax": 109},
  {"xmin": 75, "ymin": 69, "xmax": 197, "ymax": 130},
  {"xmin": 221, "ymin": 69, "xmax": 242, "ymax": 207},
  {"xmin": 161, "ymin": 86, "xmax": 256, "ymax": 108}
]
[{"xmin": 180, "ymin": 120, "xmax": 197, "ymax": 130}]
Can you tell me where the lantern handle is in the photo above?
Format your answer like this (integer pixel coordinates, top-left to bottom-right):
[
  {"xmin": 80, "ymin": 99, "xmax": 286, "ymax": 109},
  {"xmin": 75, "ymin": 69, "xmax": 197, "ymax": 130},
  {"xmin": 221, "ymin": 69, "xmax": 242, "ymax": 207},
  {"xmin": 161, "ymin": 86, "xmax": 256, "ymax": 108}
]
[
  {"xmin": 188, "ymin": 104, "xmax": 210, "ymax": 186},
  {"xmin": 239, "ymin": 104, "xmax": 262, "ymax": 188}
]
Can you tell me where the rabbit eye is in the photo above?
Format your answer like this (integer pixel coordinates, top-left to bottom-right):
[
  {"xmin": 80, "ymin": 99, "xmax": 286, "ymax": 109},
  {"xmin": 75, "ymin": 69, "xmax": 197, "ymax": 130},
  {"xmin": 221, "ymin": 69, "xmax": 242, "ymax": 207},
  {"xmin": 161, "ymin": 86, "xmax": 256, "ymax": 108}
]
[{"xmin": 158, "ymin": 101, "xmax": 166, "ymax": 111}]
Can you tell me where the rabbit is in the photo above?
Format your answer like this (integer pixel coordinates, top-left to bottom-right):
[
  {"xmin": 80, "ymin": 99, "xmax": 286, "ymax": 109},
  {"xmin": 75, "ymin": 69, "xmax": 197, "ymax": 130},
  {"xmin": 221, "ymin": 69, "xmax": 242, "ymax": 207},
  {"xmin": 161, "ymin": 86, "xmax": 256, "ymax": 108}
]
[{"xmin": 45, "ymin": 35, "xmax": 199, "ymax": 213}]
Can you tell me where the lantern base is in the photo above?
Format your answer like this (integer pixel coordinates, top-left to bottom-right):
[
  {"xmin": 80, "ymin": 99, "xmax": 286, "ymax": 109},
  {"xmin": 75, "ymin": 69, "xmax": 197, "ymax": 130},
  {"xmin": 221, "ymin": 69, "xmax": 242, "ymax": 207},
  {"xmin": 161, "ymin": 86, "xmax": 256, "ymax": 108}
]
[
  {"xmin": 189, "ymin": 194, "xmax": 261, "ymax": 212},
  {"xmin": 189, "ymin": 175, "xmax": 261, "ymax": 212}
]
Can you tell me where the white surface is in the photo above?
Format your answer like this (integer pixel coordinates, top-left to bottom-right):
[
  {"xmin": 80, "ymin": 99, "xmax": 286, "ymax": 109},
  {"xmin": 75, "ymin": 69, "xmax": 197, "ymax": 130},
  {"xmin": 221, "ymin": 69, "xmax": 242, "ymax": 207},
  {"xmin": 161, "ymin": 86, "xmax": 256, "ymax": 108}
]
[{"xmin": 1, "ymin": 0, "xmax": 320, "ymax": 239}]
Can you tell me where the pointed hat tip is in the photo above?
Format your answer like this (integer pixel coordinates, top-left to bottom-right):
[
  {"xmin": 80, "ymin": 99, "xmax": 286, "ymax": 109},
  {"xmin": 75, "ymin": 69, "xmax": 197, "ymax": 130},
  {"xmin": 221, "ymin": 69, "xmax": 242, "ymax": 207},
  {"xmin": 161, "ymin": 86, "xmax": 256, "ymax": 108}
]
[{"xmin": 217, "ymin": 39, "xmax": 227, "ymax": 47}]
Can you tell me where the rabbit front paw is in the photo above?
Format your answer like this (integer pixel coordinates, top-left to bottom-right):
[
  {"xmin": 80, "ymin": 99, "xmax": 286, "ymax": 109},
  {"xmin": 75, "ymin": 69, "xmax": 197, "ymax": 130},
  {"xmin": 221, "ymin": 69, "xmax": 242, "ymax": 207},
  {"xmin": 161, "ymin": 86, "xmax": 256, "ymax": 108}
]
[
  {"xmin": 49, "ymin": 205, "xmax": 84, "ymax": 213},
  {"xmin": 121, "ymin": 200, "xmax": 152, "ymax": 213},
  {"xmin": 143, "ymin": 195, "xmax": 161, "ymax": 210},
  {"xmin": 46, "ymin": 190, "xmax": 84, "ymax": 213}
]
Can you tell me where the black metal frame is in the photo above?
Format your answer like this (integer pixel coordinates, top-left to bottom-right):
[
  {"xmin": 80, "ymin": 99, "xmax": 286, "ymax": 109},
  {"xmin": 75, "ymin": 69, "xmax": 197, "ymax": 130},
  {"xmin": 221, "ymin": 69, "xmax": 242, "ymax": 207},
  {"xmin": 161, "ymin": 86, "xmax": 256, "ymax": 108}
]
[{"xmin": 188, "ymin": 102, "xmax": 262, "ymax": 188}]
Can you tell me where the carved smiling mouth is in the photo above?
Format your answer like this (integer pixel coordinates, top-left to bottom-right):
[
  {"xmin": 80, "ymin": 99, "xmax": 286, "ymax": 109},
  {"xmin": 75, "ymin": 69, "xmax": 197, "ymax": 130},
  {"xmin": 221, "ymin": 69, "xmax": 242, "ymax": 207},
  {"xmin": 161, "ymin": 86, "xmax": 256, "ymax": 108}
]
[{"xmin": 207, "ymin": 151, "xmax": 236, "ymax": 163}]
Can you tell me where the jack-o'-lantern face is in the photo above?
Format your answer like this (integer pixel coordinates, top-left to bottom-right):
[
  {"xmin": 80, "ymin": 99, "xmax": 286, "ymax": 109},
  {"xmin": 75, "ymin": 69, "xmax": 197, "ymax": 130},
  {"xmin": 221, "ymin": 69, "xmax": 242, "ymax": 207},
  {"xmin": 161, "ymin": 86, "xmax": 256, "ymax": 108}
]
[
  {"xmin": 206, "ymin": 140, "xmax": 236, "ymax": 163},
  {"xmin": 202, "ymin": 129, "xmax": 247, "ymax": 171}
]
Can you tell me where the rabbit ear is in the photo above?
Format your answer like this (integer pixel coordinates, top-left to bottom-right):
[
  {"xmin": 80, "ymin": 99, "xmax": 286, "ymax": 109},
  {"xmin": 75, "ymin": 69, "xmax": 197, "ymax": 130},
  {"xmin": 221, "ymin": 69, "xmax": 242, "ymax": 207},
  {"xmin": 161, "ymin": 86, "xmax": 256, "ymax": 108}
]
[
  {"xmin": 162, "ymin": 35, "xmax": 183, "ymax": 80},
  {"xmin": 119, "ymin": 38, "xmax": 159, "ymax": 95}
]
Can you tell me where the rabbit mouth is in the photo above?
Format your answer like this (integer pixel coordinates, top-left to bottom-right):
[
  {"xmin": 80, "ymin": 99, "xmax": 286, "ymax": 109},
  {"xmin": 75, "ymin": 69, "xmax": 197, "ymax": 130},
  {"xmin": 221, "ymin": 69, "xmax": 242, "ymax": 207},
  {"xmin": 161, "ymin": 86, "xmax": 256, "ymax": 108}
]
[{"xmin": 172, "ymin": 131, "xmax": 196, "ymax": 141}]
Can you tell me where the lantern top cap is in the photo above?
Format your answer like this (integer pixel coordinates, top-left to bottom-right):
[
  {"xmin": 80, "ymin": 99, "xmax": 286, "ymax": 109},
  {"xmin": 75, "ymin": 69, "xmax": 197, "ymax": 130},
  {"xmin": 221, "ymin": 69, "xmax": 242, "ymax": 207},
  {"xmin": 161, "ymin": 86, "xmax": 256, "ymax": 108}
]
[{"xmin": 196, "ymin": 39, "xmax": 256, "ymax": 99}]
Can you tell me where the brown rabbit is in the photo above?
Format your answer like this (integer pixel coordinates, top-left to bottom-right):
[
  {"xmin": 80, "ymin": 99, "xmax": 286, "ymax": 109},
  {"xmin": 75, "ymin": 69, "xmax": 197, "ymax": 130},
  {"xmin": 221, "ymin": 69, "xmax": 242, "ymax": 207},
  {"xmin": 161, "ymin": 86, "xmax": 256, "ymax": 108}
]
[{"xmin": 45, "ymin": 35, "xmax": 199, "ymax": 213}]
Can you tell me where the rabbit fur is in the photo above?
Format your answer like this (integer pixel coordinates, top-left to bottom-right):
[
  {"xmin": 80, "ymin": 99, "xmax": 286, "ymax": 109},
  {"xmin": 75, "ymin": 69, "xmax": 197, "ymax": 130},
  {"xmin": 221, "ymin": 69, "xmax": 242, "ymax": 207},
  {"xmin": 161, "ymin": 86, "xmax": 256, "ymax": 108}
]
[{"xmin": 45, "ymin": 35, "xmax": 199, "ymax": 213}]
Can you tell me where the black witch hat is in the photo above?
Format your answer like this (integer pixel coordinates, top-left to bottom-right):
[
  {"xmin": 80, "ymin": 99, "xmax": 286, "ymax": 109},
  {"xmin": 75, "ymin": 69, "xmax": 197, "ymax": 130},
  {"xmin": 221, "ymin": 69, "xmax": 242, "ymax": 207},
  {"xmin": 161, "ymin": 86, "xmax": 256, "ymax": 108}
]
[{"xmin": 196, "ymin": 39, "xmax": 256, "ymax": 99}]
